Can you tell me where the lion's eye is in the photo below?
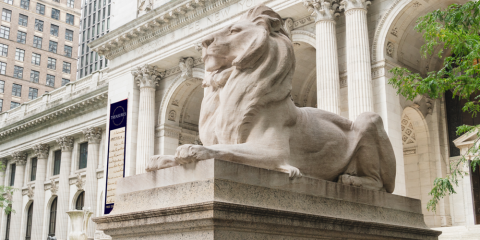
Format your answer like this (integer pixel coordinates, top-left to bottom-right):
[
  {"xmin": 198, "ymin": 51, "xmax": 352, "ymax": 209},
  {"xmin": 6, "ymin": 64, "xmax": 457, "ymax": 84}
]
[{"xmin": 230, "ymin": 28, "xmax": 241, "ymax": 34}]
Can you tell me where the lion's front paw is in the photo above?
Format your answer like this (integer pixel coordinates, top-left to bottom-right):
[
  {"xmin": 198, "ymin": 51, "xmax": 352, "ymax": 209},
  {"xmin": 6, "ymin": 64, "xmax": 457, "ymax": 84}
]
[
  {"xmin": 338, "ymin": 174, "xmax": 363, "ymax": 188},
  {"xmin": 277, "ymin": 164, "xmax": 302, "ymax": 178},
  {"xmin": 146, "ymin": 155, "xmax": 178, "ymax": 172},
  {"xmin": 174, "ymin": 144, "xmax": 212, "ymax": 165}
]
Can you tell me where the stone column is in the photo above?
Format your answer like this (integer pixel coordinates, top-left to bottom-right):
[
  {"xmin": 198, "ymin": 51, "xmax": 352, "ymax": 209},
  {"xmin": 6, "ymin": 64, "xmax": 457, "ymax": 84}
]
[
  {"xmin": 31, "ymin": 144, "xmax": 50, "ymax": 240},
  {"xmin": 9, "ymin": 152, "xmax": 27, "ymax": 240},
  {"xmin": 340, "ymin": 0, "xmax": 374, "ymax": 120},
  {"xmin": 131, "ymin": 65, "xmax": 163, "ymax": 174},
  {"xmin": 83, "ymin": 127, "xmax": 102, "ymax": 238},
  {"xmin": 55, "ymin": 136, "xmax": 74, "ymax": 240},
  {"xmin": 304, "ymin": 0, "xmax": 341, "ymax": 114}
]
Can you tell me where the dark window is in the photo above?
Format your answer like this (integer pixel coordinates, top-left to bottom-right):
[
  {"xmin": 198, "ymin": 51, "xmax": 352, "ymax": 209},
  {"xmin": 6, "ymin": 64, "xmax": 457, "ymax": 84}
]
[
  {"xmin": 51, "ymin": 8, "xmax": 60, "ymax": 20},
  {"xmin": 30, "ymin": 157, "xmax": 37, "ymax": 181},
  {"xmin": 2, "ymin": 9, "xmax": 11, "ymax": 22},
  {"xmin": 25, "ymin": 203, "xmax": 33, "ymax": 240},
  {"xmin": 47, "ymin": 57, "xmax": 56, "ymax": 69},
  {"xmin": 13, "ymin": 66, "xmax": 23, "ymax": 79},
  {"xmin": 31, "ymin": 53, "xmax": 40, "ymax": 65},
  {"xmin": 61, "ymin": 78, "xmax": 69, "ymax": 86},
  {"xmin": 16, "ymin": 31, "xmax": 26, "ymax": 44},
  {"xmin": 0, "ymin": 99, "xmax": 2, "ymax": 112},
  {"xmin": 0, "ymin": 26, "xmax": 10, "ymax": 39},
  {"xmin": 0, "ymin": 62, "xmax": 6, "ymax": 74},
  {"xmin": 12, "ymin": 83, "xmax": 21, "ymax": 96},
  {"xmin": 33, "ymin": 36, "xmax": 42, "ymax": 48},
  {"xmin": 0, "ymin": 43, "xmax": 7, "ymax": 56},
  {"xmin": 48, "ymin": 197, "xmax": 57, "ymax": 236},
  {"xmin": 65, "ymin": 29, "xmax": 73, "ymax": 41},
  {"xmin": 48, "ymin": 41, "xmax": 57, "ymax": 53},
  {"xmin": 0, "ymin": 80, "xmax": 3, "ymax": 92},
  {"xmin": 79, "ymin": 142, "xmax": 88, "ymax": 169},
  {"xmin": 15, "ymin": 48, "xmax": 24, "ymax": 61},
  {"xmin": 75, "ymin": 191, "xmax": 84, "ymax": 210},
  {"xmin": 18, "ymin": 14, "xmax": 28, "ymax": 27},
  {"xmin": 67, "ymin": 0, "xmax": 74, "ymax": 8},
  {"xmin": 30, "ymin": 70, "xmax": 39, "ymax": 83},
  {"xmin": 63, "ymin": 62, "xmax": 71, "ymax": 74},
  {"xmin": 64, "ymin": 45, "xmax": 72, "ymax": 57},
  {"xmin": 10, "ymin": 101, "xmax": 20, "ymax": 109},
  {"xmin": 66, "ymin": 14, "xmax": 74, "ymax": 25},
  {"xmin": 46, "ymin": 74, "xmax": 55, "ymax": 87},
  {"xmin": 53, "ymin": 150, "xmax": 61, "ymax": 175},
  {"xmin": 9, "ymin": 164, "xmax": 15, "ymax": 186},
  {"xmin": 20, "ymin": 0, "xmax": 29, "ymax": 10},
  {"xmin": 34, "ymin": 19, "xmax": 43, "ymax": 32},
  {"xmin": 36, "ymin": 3, "xmax": 45, "ymax": 15},
  {"xmin": 28, "ymin": 88, "xmax": 37, "ymax": 100},
  {"xmin": 50, "ymin": 24, "xmax": 58, "ymax": 36},
  {"xmin": 5, "ymin": 210, "xmax": 10, "ymax": 240}
]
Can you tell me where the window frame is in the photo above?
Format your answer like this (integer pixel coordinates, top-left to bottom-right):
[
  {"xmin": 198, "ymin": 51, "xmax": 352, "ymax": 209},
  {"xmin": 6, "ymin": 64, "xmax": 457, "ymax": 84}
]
[
  {"xmin": 33, "ymin": 36, "xmax": 42, "ymax": 49},
  {"xmin": 53, "ymin": 150, "xmax": 61, "ymax": 175},
  {"xmin": 48, "ymin": 41, "xmax": 57, "ymax": 53},
  {"xmin": 46, "ymin": 74, "xmax": 55, "ymax": 87},
  {"xmin": 36, "ymin": 3, "xmax": 45, "ymax": 15},
  {"xmin": 31, "ymin": 53, "xmax": 40, "ymax": 65},
  {"xmin": 2, "ymin": 9, "xmax": 11, "ymax": 22},
  {"xmin": 30, "ymin": 157, "xmax": 37, "ymax": 181},
  {"xmin": 48, "ymin": 197, "xmax": 57, "ymax": 237},
  {"xmin": 66, "ymin": 13, "xmax": 74, "ymax": 25},
  {"xmin": 0, "ymin": 26, "xmax": 10, "ymax": 39},
  {"xmin": 28, "ymin": 87, "xmax": 37, "ymax": 100},
  {"xmin": 0, "ymin": 43, "xmax": 8, "ymax": 57},
  {"xmin": 20, "ymin": 0, "xmax": 30, "ymax": 10},
  {"xmin": 18, "ymin": 14, "xmax": 28, "ymax": 27},
  {"xmin": 34, "ymin": 19, "xmax": 44, "ymax": 32},
  {"xmin": 16, "ymin": 31, "xmax": 26, "ymax": 44},
  {"xmin": 14, "ymin": 48, "xmax": 25, "ymax": 62},
  {"xmin": 79, "ymin": 142, "xmax": 88, "ymax": 169},
  {"xmin": 13, "ymin": 65, "xmax": 23, "ymax": 79},
  {"xmin": 51, "ymin": 8, "xmax": 60, "ymax": 20},
  {"xmin": 10, "ymin": 101, "xmax": 20, "ymax": 109},
  {"xmin": 62, "ymin": 62, "xmax": 71, "ymax": 74},
  {"xmin": 30, "ymin": 70, "xmax": 39, "ymax": 83},
  {"xmin": 47, "ymin": 57, "xmax": 56, "ymax": 70},
  {"xmin": 50, "ymin": 24, "xmax": 59, "ymax": 37},
  {"xmin": 9, "ymin": 164, "xmax": 15, "ymax": 186}
]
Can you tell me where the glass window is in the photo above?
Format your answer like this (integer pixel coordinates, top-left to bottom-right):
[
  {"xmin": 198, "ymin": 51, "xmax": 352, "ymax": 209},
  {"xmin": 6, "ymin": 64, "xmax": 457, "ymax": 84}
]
[
  {"xmin": 4, "ymin": 210, "xmax": 9, "ymax": 240},
  {"xmin": 28, "ymin": 87, "xmax": 37, "ymax": 100},
  {"xmin": 31, "ymin": 53, "xmax": 40, "ymax": 65},
  {"xmin": 25, "ymin": 203, "xmax": 33, "ymax": 240},
  {"xmin": 30, "ymin": 70, "xmax": 39, "ymax": 83},
  {"xmin": 16, "ymin": 31, "xmax": 26, "ymax": 44},
  {"xmin": 67, "ymin": 0, "xmax": 74, "ymax": 8},
  {"xmin": 0, "ymin": 43, "xmax": 8, "ymax": 57},
  {"xmin": 64, "ymin": 45, "xmax": 72, "ymax": 58},
  {"xmin": 36, "ymin": 3, "xmax": 45, "ymax": 15},
  {"xmin": 10, "ymin": 101, "xmax": 20, "ymax": 109},
  {"xmin": 66, "ymin": 14, "xmax": 74, "ymax": 25},
  {"xmin": 0, "ymin": 98, "xmax": 2, "ymax": 112},
  {"xmin": 75, "ymin": 191, "xmax": 84, "ymax": 210},
  {"xmin": 0, "ymin": 62, "xmax": 6, "ymax": 74},
  {"xmin": 18, "ymin": 14, "xmax": 28, "ymax": 27},
  {"xmin": 3, "ymin": 0, "xmax": 12, "ymax": 4},
  {"xmin": 33, "ymin": 36, "xmax": 42, "ymax": 48},
  {"xmin": 61, "ymin": 78, "xmax": 69, "ymax": 86},
  {"xmin": 46, "ymin": 74, "xmax": 55, "ymax": 87},
  {"xmin": 79, "ymin": 142, "xmax": 88, "ymax": 169},
  {"xmin": 52, "ymin": 0, "xmax": 59, "ymax": 2},
  {"xmin": 47, "ymin": 58, "xmax": 56, "ymax": 69},
  {"xmin": 48, "ymin": 41, "xmax": 57, "ymax": 53},
  {"xmin": 20, "ymin": 0, "xmax": 29, "ymax": 10},
  {"xmin": 12, "ymin": 83, "xmax": 21, "ymax": 96},
  {"xmin": 13, "ymin": 66, "xmax": 23, "ymax": 79},
  {"xmin": 34, "ymin": 19, "xmax": 44, "ymax": 32},
  {"xmin": 2, "ymin": 9, "xmax": 11, "ymax": 22},
  {"xmin": 62, "ymin": 62, "xmax": 71, "ymax": 74},
  {"xmin": 48, "ymin": 197, "xmax": 57, "ymax": 237},
  {"xmin": 51, "ymin": 9, "xmax": 60, "ymax": 20},
  {"xmin": 30, "ymin": 157, "xmax": 37, "ymax": 181},
  {"xmin": 50, "ymin": 24, "xmax": 59, "ymax": 36},
  {"xmin": 0, "ymin": 80, "xmax": 4, "ymax": 92},
  {"xmin": 9, "ymin": 164, "xmax": 15, "ymax": 186},
  {"xmin": 0, "ymin": 26, "xmax": 10, "ymax": 39},
  {"xmin": 92, "ymin": 26, "xmax": 95, "ymax": 38},
  {"xmin": 53, "ymin": 150, "xmax": 61, "ymax": 175},
  {"xmin": 15, "ymin": 48, "xmax": 24, "ymax": 61},
  {"xmin": 65, "ymin": 29, "xmax": 73, "ymax": 41},
  {"xmin": 94, "ymin": 1, "xmax": 97, "ymax": 11}
]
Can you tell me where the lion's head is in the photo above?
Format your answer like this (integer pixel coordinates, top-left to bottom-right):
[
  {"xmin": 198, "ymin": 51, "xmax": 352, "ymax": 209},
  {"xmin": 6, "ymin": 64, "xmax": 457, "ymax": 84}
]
[{"xmin": 199, "ymin": 4, "xmax": 295, "ymax": 145}]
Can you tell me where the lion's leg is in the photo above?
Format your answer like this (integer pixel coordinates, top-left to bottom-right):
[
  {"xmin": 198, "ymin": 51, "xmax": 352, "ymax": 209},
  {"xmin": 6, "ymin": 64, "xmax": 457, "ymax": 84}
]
[
  {"xmin": 146, "ymin": 155, "xmax": 179, "ymax": 172},
  {"xmin": 175, "ymin": 143, "xmax": 301, "ymax": 177}
]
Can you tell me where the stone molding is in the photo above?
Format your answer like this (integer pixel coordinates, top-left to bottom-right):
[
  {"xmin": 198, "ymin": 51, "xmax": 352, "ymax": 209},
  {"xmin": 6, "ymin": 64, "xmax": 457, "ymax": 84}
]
[
  {"xmin": 156, "ymin": 124, "xmax": 182, "ymax": 138},
  {"xmin": 132, "ymin": 64, "xmax": 165, "ymax": 89},
  {"xmin": 83, "ymin": 127, "xmax": 103, "ymax": 144},
  {"xmin": 303, "ymin": 0, "xmax": 340, "ymax": 22},
  {"xmin": 12, "ymin": 152, "xmax": 27, "ymax": 165},
  {"xmin": 50, "ymin": 180, "xmax": 59, "ymax": 195},
  {"xmin": 371, "ymin": 0, "xmax": 403, "ymax": 62},
  {"xmin": 179, "ymin": 57, "xmax": 194, "ymax": 78},
  {"xmin": 75, "ymin": 173, "xmax": 85, "ymax": 191},
  {"xmin": 56, "ymin": 136, "xmax": 74, "ymax": 152},
  {"xmin": 27, "ymin": 185, "xmax": 34, "ymax": 200},
  {"xmin": 165, "ymin": 58, "xmax": 203, "ymax": 78},
  {"xmin": 33, "ymin": 144, "xmax": 50, "ymax": 159},
  {"xmin": 340, "ymin": 0, "xmax": 371, "ymax": 12}
]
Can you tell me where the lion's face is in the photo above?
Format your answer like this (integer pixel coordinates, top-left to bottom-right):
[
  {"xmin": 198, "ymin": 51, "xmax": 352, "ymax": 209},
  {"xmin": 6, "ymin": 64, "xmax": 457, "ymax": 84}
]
[{"xmin": 202, "ymin": 19, "xmax": 268, "ymax": 72}]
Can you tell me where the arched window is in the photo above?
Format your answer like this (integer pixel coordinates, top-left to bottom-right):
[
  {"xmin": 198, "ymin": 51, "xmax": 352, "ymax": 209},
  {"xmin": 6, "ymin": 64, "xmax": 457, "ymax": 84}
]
[
  {"xmin": 48, "ymin": 197, "xmax": 57, "ymax": 237},
  {"xmin": 5, "ymin": 206, "xmax": 11, "ymax": 240},
  {"xmin": 25, "ymin": 203, "xmax": 33, "ymax": 240},
  {"xmin": 76, "ymin": 191, "xmax": 85, "ymax": 210}
]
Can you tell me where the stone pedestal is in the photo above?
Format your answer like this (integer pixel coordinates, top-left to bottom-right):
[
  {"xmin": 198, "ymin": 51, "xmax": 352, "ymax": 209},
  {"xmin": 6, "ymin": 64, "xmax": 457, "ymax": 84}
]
[{"xmin": 93, "ymin": 159, "xmax": 440, "ymax": 239}]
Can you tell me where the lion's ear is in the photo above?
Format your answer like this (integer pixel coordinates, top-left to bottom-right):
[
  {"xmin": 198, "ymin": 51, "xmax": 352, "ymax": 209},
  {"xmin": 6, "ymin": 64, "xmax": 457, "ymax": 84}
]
[{"xmin": 232, "ymin": 30, "xmax": 268, "ymax": 70}]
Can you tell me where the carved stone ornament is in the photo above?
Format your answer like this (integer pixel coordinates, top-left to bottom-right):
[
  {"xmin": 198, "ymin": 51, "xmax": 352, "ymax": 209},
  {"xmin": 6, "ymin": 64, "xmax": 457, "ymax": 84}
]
[
  {"xmin": 339, "ymin": 0, "xmax": 371, "ymax": 12},
  {"xmin": 147, "ymin": 5, "xmax": 397, "ymax": 194},
  {"xmin": 131, "ymin": 64, "xmax": 164, "ymax": 89},
  {"xmin": 83, "ymin": 127, "xmax": 102, "ymax": 144},
  {"xmin": 75, "ymin": 173, "xmax": 85, "ymax": 191},
  {"xmin": 179, "ymin": 57, "xmax": 194, "ymax": 78},
  {"xmin": 168, "ymin": 110, "xmax": 176, "ymax": 121},
  {"xmin": 5, "ymin": 191, "xmax": 12, "ymax": 202},
  {"xmin": 283, "ymin": 18, "xmax": 294, "ymax": 40},
  {"xmin": 390, "ymin": 27, "xmax": 398, "ymax": 37},
  {"xmin": 303, "ymin": 0, "xmax": 340, "ymax": 22},
  {"xmin": 33, "ymin": 144, "xmax": 50, "ymax": 159},
  {"xmin": 27, "ymin": 185, "xmax": 34, "ymax": 200},
  {"xmin": 137, "ymin": 0, "xmax": 153, "ymax": 16},
  {"xmin": 386, "ymin": 42, "xmax": 394, "ymax": 57},
  {"xmin": 51, "ymin": 180, "xmax": 59, "ymax": 195},
  {"xmin": 57, "ymin": 136, "xmax": 74, "ymax": 152},
  {"xmin": 12, "ymin": 151, "xmax": 27, "ymax": 165}
]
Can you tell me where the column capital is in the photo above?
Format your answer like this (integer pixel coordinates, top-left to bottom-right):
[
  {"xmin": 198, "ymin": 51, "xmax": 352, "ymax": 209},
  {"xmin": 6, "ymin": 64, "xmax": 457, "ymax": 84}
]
[
  {"xmin": 339, "ymin": 0, "xmax": 371, "ymax": 13},
  {"xmin": 303, "ymin": 0, "xmax": 340, "ymax": 22},
  {"xmin": 83, "ymin": 127, "xmax": 102, "ymax": 144},
  {"xmin": 12, "ymin": 151, "xmax": 27, "ymax": 165},
  {"xmin": 131, "ymin": 64, "xmax": 165, "ymax": 88},
  {"xmin": 33, "ymin": 144, "xmax": 50, "ymax": 159},
  {"xmin": 56, "ymin": 136, "xmax": 74, "ymax": 152}
]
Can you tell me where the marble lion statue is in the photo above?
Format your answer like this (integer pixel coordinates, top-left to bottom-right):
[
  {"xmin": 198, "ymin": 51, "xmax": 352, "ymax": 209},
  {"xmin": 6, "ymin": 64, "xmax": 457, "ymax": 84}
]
[{"xmin": 147, "ymin": 4, "xmax": 396, "ymax": 193}]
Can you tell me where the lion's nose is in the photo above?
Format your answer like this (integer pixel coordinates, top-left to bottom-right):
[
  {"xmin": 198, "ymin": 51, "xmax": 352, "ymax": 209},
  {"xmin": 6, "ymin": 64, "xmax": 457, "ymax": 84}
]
[{"xmin": 202, "ymin": 35, "xmax": 214, "ymax": 48}]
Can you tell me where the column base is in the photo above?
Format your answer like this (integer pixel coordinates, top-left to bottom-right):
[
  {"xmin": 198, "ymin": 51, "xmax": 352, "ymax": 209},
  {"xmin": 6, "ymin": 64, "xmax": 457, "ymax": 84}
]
[{"xmin": 93, "ymin": 159, "xmax": 440, "ymax": 240}]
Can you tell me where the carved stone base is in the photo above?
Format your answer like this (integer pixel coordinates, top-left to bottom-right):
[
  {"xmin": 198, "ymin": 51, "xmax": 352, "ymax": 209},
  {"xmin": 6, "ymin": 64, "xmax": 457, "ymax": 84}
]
[{"xmin": 93, "ymin": 159, "xmax": 440, "ymax": 239}]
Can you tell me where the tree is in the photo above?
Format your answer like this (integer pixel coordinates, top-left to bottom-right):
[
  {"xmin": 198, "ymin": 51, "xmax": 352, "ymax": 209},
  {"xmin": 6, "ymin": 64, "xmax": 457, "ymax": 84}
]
[
  {"xmin": 388, "ymin": 1, "xmax": 480, "ymax": 212},
  {"xmin": 0, "ymin": 162, "xmax": 14, "ymax": 215}
]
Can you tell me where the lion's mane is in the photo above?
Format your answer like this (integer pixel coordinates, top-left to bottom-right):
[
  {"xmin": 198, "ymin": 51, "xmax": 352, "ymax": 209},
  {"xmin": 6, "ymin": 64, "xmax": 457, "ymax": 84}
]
[{"xmin": 200, "ymin": 4, "xmax": 295, "ymax": 145}]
